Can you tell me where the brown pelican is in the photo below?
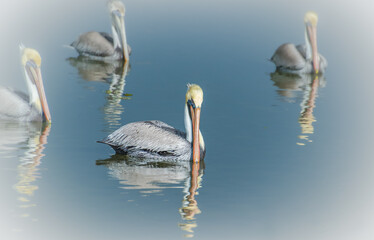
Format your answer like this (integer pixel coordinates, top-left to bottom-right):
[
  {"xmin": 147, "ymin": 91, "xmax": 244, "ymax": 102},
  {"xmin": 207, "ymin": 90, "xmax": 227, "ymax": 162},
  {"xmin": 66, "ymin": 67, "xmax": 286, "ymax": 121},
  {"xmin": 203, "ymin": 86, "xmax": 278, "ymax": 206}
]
[
  {"xmin": 71, "ymin": 0, "xmax": 131, "ymax": 61},
  {"xmin": 0, "ymin": 47, "xmax": 51, "ymax": 122},
  {"xmin": 271, "ymin": 11, "xmax": 327, "ymax": 74},
  {"xmin": 98, "ymin": 84, "xmax": 205, "ymax": 162}
]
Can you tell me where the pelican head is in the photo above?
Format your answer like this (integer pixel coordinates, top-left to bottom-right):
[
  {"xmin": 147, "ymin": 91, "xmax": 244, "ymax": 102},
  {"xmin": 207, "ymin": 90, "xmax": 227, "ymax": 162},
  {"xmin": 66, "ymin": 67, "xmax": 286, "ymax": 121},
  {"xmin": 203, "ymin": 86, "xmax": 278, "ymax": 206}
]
[
  {"xmin": 108, "ymin": 0, "xmax": 129, "ymax": 62},
  {"xmin": 185, "ymin": 84, "xmax": 204, "ymax": 162},
  {"xmin": 304, "ymin": 11, "xmax": 319, "ymax": 74},
  {"xmin": 20, "ymin": 46, "xmax": 51, "ymax": 122}
]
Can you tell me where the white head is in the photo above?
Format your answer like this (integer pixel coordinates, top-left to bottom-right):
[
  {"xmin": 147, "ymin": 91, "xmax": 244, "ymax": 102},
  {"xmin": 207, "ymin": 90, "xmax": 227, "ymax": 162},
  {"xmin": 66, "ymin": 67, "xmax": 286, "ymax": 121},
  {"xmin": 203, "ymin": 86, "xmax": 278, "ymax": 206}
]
[
  {"xmin": 304, "ymin": 11, "xmax": 320, "ymax": 73},
  {"xmin": 108, "ymin": 0, "xmax": 129, "ymax": 62},
  {"xmin": 20, "ymin": 46, "xmax": 51, "ymax": 122},
  {"xmin": 184, "ymin": 84, "xmax": 204, "ymax": 162}
]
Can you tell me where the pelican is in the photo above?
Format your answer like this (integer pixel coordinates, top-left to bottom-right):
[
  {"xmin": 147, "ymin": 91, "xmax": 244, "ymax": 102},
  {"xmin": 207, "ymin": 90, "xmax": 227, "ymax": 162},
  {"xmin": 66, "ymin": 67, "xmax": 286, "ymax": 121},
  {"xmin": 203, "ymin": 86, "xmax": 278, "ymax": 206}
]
[
  {"xmin": 98, "ymin": 84, "xmax": 205, "ymax": 162},
  {"xmin": 0, "ymin": 47, "xmax": 51, "ymax": 122},
  {"xmin": 271, "ymin": 11, "xmax": 327, "ymax": 74},
  {"xmin": 71, "ymin": 0, "xmax": 131, "ymax": 61}
]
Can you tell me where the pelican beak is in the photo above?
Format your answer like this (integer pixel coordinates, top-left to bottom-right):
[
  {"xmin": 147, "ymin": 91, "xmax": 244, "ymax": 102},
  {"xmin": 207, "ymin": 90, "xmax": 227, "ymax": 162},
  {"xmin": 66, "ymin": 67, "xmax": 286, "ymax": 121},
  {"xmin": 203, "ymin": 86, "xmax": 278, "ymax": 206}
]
[
  {"xmin": 113, "ymin": 10, "xmax": 129, "ymax": 62},
  {"xmin": 26, "ymin": 62, "xmax": 51, "ymax": 123},
  {"xmin": 307, "ymin": 24, "xmax": 319, "ymax": 74},
  {"xmin": 192, "ymin": 107, "xmax": 201, "ymax": 162}
]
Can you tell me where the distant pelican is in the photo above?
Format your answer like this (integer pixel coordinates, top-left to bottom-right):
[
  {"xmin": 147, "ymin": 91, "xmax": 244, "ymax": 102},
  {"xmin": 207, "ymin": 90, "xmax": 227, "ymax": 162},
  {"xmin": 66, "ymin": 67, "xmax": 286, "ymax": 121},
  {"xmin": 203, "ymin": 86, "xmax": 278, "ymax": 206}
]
[
  {"xmin": 98, "ymin": 84, "xmax": 205, "ymax": 162},
  {"xmin": 0, "ymin": 47, "xmax": 51, "ymax": 122},
  {"xmin": 71, "ymin": 0, "xmax": 131, "ymax": 61},
  {"xmin": 271, "ymin": 11, "xmax": 327, "ymax": 74}
]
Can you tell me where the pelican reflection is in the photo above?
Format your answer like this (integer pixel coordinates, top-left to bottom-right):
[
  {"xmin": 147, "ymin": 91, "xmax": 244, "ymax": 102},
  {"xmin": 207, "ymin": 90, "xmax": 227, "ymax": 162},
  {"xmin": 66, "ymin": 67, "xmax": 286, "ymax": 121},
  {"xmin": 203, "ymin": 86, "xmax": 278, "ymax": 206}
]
[
  {"xmin": 68, "ymin": 57, "xmax": 131, "ymax": 131},
  {"xmin": 96, "ymin": 155, "xmax": 190, "ymax": 193},
  {"xmin": 179, "ymin": 161, "xmax": 204, "ymax": 238},
  {"xmin": 96, "ymin": 156, "xmax": 205, "ymax": 237},
  {"xmin": 270, "ymin": 72, "xmax": 325, "ymax": 145},
  {"xmin": 0, "ymin": 121, "xmax": 51, "ymax": 224}
]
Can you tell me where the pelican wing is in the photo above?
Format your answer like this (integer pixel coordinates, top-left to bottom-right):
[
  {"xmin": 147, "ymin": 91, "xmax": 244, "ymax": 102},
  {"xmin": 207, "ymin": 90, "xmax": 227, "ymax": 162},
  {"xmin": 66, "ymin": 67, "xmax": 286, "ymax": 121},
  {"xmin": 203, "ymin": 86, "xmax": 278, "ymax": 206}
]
[
  {"xmin": 271, "ymin": 43, "xmax": 306, "ymax": 71},
  {"xmin": 296, "ymin": 44, "xmax": 328, "ymax": 72},
  {"xmin": 295, "ymin": 44, "xmax": 307, "ymax": 59},
  {"xmin": 99, "ymin": 121, "xmax": 190, "ymax": 157},
  {"xmin": 71, "ymin": 32, "xmax": 116, "ymax": 57},
  {"xmin": 96, "ymin": 32, "xmax": 132, "ymax": 55},
  {"xmin": 0, "ymin": 87, "xmax": 31, "ymax": 119}
]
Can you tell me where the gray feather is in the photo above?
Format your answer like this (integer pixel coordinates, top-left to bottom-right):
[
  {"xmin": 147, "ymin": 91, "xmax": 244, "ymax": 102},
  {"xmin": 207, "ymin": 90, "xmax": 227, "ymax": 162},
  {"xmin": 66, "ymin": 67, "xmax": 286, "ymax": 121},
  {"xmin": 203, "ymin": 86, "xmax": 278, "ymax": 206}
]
[
  {"xmin": 271, "ymin": 43, "xmax": 306, "ymax": 71},
  {"xmin": 271, "ymin": 43, "xmax": 327, "ymax": 74},
  {"xmin": 71, "ymin": 32, "xmax": 116, "ymax": 57},
  {"xmin": 71, "ymin": 32, "xmax": 132, "ymax": 60},
  {"xmin": 99, "ymin": 120, "xmax": 192, "ymax": 160},
  {"xmin": 0, "ymin": 87, "xmax": 41, "ymax": 121}
]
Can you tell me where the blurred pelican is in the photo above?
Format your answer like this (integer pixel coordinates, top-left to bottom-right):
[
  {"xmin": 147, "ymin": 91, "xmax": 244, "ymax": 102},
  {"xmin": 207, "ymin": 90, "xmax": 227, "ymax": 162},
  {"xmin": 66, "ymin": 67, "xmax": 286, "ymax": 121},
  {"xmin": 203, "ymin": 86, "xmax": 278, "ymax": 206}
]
[
  {"xmin": 270, "ymin": 72, "xmax": 325, "ymax": 145},
  {"xmin": 271, "ymin": 11, "xmax": 327, "ymax": 74},
  {"xmin": 0, "ymin": 47, "xmax": 51, "ymax": 122},
  {"xmin": 98, "ymin": 84, "xmax": 205, "ymax": 162},
  {"xmin": 71, "ymin": 0, "xmax": 131, "ymax": 61}
]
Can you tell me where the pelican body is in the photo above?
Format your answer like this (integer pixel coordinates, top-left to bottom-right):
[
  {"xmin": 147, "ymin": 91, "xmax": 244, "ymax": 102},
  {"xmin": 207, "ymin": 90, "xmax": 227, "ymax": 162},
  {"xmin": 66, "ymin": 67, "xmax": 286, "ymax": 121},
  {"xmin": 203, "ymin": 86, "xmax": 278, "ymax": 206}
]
[
  {"xmin": 98, "ymin": 84, "xmax": 205, "ymax": 162},
  {"xmin": 71, "ymin": 0, "xmax": 131, "ymax": 61},
  {"xmin": 271, "ymin": 12, "xmax": 327, "ymax": 74},
  {"xmin": 0, "ymin": 47, "xmax": 51, "ymax": 122}
]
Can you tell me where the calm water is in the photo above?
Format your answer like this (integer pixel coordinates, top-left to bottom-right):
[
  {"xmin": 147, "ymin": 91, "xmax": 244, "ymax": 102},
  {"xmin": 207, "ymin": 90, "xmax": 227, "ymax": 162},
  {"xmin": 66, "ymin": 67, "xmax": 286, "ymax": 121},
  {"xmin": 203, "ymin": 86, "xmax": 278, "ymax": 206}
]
[{"xmin": 1, "ymin": 0, "xmax": 374, "ymax": 239}]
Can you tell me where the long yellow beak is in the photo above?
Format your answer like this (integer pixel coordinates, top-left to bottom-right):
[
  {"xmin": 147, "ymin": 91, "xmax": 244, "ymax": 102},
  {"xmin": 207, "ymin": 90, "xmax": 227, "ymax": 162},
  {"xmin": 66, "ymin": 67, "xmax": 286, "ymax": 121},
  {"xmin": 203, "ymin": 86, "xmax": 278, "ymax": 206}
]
[
  {"xmin": 35, "ymin": 68, "xmax": 51, "ymax": 123},
  {"xmin": 112, "ymin": 10, "xmax": 129, "ymax": 62},
  {"xmin": 119, "ymin": 17, "xmax": 129, "ymax": 62},
  {"xmin": 307, "ymin": 25, "xmax": 319, "ymax": 74},
  {"xmin": 113, "ymin": 12, "xmax": 129, "ymax": 63},
  {"xmin": 192, "ymin": 107, "xmax": 201, "ymax": 162}
]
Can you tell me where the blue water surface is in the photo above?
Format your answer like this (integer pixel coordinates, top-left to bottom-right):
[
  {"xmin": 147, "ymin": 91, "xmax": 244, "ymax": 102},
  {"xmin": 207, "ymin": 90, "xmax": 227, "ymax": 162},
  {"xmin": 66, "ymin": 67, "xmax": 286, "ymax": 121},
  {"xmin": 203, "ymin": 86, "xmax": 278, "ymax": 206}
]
[{"xmin": 1, "ymin": 0, "xmax": 374, "ymax": 239}]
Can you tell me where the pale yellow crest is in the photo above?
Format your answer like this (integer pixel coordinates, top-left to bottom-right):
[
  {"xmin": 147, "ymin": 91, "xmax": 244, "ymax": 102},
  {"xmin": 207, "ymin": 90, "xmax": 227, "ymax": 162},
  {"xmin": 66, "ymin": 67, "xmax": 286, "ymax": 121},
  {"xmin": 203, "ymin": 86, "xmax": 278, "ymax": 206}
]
[
  {"xmin": 304, "ymin": 11, "xmax": 318, "ymax": 26},
  {"xmin": 108, "ymin": 0, "xmax": 125, "ymax": 16},
  {"xmin": 21, "ymin": 48, "xmax": 41, "ymax": 67},
  {"xmin": 186, "ymin": 84, "xmax": 203, "ymax": 108}
]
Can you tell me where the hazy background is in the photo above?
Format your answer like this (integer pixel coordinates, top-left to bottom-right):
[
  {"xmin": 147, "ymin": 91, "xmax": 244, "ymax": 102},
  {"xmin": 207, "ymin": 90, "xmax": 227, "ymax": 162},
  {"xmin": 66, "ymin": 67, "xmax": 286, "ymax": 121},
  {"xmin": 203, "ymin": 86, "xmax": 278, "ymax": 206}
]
[{"xmin": 1, "ymin": 0, "xmax": 374, "ymax": 239}]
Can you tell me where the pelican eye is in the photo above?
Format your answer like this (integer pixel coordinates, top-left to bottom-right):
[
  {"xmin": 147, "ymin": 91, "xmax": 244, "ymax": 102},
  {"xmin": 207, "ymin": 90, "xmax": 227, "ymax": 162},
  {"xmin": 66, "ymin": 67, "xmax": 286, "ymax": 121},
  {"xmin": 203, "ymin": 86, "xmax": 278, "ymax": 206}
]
[
  {"xmin": 26, "ymin": 60, "xmax": 37, "ymax": 69},
  {"xmin": 187, "ymin": 99, "xmax": 196, "ymax": 109},
  {"xmin": 112, "ymin": 9, "xmax": 122, "ymax": 17},
  {"xmin": 305, "ymin": 21, "xmax": 313, "ymax": 27}
]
